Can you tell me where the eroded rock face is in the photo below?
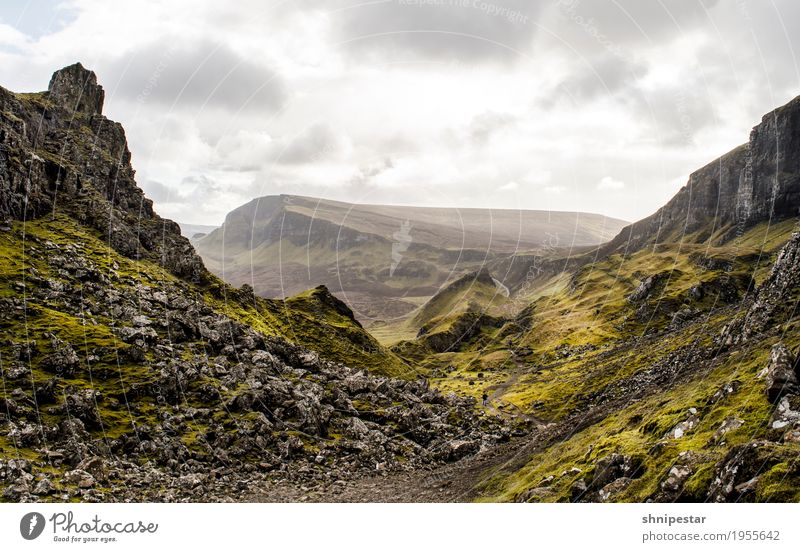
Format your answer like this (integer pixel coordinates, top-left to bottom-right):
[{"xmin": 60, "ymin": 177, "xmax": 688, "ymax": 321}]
[
  {"xmin": 744, "ymin": 98, "xmax": 800, "ymax": 222},
  {"xmin": 720, "ymin": 233, "xmax": 800, "ymax": 345},
  {"xmin": 706, "ymin": 440, "xmax": 798, "ymax": 502},
  {"xmin": 759, "ymin": 344, "xmax": 799, "ymax": 403},
  {"xmin": 628, "ymin": 272, "xmax": 669, "ymax": 302},
  {"xmin": 602, "ymin": 95, "xmax": 800, "ymax": 254},
  {"xmin": 0, "ymin": 64, "xmax": 207, "ymax": 283},
  {"xmin": 47, "ymin": 63, "xmax": 104, "ymax": 116}
]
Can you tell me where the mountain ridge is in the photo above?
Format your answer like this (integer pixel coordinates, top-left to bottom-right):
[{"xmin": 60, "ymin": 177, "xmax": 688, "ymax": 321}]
[
  {"xmin": 602, "ymin": 94, "xmax": 800, "ymax": 255},
  {"xmin": 195, "ymin": 193, "xmax": 628, "ymax": 324}
]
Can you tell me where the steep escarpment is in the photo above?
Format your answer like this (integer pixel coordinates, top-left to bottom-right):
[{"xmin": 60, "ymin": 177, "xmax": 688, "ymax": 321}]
[{"xmin": 603, "ymin": 94, "xmax": 800, "ymax": 255}]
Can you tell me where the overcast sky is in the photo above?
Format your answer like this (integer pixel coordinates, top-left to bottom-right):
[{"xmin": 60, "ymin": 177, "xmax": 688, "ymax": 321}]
[{"xmin": 1, "ymin": 0, "xmax": 799, "ymax": 225}]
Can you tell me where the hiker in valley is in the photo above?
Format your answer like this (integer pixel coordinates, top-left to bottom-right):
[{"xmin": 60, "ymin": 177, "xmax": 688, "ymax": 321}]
[{"xmin": 482, "ymin": 391, "xmax": 489, "ymax": 407}]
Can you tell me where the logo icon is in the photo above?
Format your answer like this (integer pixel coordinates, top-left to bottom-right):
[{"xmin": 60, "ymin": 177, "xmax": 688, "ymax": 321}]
[{"xmin": 20, "ymin": 512, "xmax": 45, "ymax": 540}]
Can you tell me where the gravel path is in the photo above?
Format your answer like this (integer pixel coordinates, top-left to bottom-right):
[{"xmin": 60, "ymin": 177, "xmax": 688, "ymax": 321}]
[{"xmin": 244, "ymin": 430, "xmax": 545, "ymax": 503}]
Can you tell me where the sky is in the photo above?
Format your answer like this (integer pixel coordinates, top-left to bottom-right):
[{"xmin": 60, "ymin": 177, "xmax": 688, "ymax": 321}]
[{"xmin": 1, "ymin": 0, "xmax": 799, "ymax": 225}]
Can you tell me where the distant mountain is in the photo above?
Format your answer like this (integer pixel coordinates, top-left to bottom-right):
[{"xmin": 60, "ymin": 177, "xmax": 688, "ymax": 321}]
[
  {"xmin": 194, "ymin": 195, "xmax": 627, "ymax": 323},
  {"xmin": 178, "ymin": 222, "xmax": 219, "ymax": 240}
]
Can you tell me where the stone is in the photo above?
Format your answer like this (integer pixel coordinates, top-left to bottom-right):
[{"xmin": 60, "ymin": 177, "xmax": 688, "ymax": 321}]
[
  {"xmin": 661, "ymin": 465, "xmax": 693, "ymax": 493},
  {"xmin": 598, "ymin": 477, "xmax": 632, "ymax": 502},
  {"xmin": 666, "ymin": 410, "xmax": 701, "ymax": 439},
  {"xmin": 758, "ymin": 344, "xmax": 799, "ymax": 402},
  {"xmin": 76, "ymin": 456, "xmax": 107, "ymax": 481},
  {"xmin": 592, "ymin": 453, "xmax": 643, "ymax": 488},
  {"xmin": 63, "ymin": 469, "xmax": 96, "ymax": 489},
  {"xmin": 628, "ymin": 273, "xmax": 669, "ymax": 302},
  {"xmin": 33, "ymin": 478, "xmax": 56, "ymax": 495},
  {"xmin": 570, "ymin": 479, "xmax": 588, "ymax": 502},
  {"xmin": 445, "ymin": 439, "xmax": 480, "ymax": 461},
  {"xmin": 710, "ymin": 416, "xmax": 744, "ymax": 445},
  {"xmin": 770, "ymin": 395, "xmax": 800, "ymax": 430}
]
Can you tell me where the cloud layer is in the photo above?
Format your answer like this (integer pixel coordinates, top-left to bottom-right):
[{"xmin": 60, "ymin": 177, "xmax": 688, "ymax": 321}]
[{"xmin": 1, "ymin": 0, "xmax": 798, "ymax": 225}]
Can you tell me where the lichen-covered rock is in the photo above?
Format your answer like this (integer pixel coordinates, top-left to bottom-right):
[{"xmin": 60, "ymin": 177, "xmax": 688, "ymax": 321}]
[
  {"xmin": 591, "ymin": 453, "xmax": 644, "ymax": 489},
  {"xmin": 628, "ymin": 272, "xmax": 669, "ymax": 302},
  {"xmin": 758, "ymin": 344, "xmax": 799, "ymax": 402},
  {"xmin": 707, "ymin": 440, "xmax": 798, "ymax": 502}
]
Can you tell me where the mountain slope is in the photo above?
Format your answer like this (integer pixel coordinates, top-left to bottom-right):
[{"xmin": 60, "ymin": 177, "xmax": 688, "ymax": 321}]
[
  {"xmin": 410, "ymin": 267, "xmax": 509, "ymax": 331},
  {"xmin": 602, "ymin": 95, "xmax": 800, "ymax": 255},
  {"xmin": 401, "ymin": 96, "xmax": 800, "ymax": 503},
  {"xmin": 195, "ymin": 194, "xmax": 627, "ymax": 324},
  {"xmin": 0, "ymin": 64, "xmax": 504, "ymax": 501}
]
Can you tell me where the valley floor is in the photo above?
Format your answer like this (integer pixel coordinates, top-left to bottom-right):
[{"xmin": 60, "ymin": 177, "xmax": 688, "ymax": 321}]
[{"xmin": 244, "ymin": 431, "xmax": 542, "ymax": 503}]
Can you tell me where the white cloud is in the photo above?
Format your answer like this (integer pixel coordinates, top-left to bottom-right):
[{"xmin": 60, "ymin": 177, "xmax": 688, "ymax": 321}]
[
  {"xmin": 0, "ymin": 0, "xmax": 798, "ymax": 225},
  {"xmin": 597, "ymin": 176, "xmax": 625, "ymax": 191}
]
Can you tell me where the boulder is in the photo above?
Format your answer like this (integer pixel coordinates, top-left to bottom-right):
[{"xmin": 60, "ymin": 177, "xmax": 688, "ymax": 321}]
[
  {"xmin": 592, "ymin": 453, "xmax": 644, "ymax": 488},
  {"xmin": 62, "ymin": 469, "xmax": 96, "ymax": 489},
  {"xmin": 758, "ymin": 344, "xmax": 799, "ymax": 402}
]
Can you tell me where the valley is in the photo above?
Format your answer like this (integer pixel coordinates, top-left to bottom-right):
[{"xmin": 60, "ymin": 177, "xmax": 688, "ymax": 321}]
[
  {"xmin": 194, "ymin": 194, "xmax": 627, "ymax": 327},
  {"xmin": 1, "ymin": 64, "xmax": 800, "ymax": 503}
]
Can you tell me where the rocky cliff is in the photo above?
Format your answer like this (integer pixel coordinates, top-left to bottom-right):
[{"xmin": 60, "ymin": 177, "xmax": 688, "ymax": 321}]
[
  {"xmin": 603, "ymin": 95, "xmax": 800, "ymax": 253},
  {"xmin": 0, "ymin": 63, "xmax": 206, "ymax": 282}
]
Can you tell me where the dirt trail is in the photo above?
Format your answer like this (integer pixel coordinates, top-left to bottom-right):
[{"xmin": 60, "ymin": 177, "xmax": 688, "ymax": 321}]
[
  {"xmin": 485, "ymin": 356, "xmax": 545, "ymax": 426},
  {"xmin": 246, "ymin": 429, "xmax": 543, "ymax": 502}
]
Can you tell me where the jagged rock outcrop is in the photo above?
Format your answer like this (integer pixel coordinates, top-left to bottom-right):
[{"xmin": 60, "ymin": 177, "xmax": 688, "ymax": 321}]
[
  {"xmin": 759, "ymin": 344, "xmax": 799, "ymax": 402},
  {"xmin": 720, "ymin": 232, "xmax": 800, "ymax": 346},
  {"xmin": 0, "ymin": 63, "xmax": 206, "ymax": 282},
  {"xmin": 47, "ymin": 62, "xmax": 104, "ymax": 116},
  {"xmin": 627, "ymin": 272, "xmax": 669, "ymax": 302}
]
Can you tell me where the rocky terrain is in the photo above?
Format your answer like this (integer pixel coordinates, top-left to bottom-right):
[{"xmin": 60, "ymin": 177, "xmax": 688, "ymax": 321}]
[
  {"xmin": 0, "ymin": 65, "xmax": 509, "ymax": 502},
  {"xmin": 1, "ymin": 64, "xmax": 799, "ymax": 504},
  {"xmin": 386, "ymin": 94, "xmax": 800, "ymax": 503}
]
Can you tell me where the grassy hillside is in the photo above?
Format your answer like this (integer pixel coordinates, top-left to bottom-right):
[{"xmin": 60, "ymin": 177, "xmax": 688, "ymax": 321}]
[
  {"xmin": 395, "ymin": 217, "xmax": 800, "ymax": 502},
  {"xmin": 0, "ymin": 215, "xmax": 410, "ymax": 381}
]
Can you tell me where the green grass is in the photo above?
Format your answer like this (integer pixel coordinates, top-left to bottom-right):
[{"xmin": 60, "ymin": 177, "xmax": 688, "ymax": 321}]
[{"xmin": 480, "ymin": 341, "xmax": 788, "ymax": 502}]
